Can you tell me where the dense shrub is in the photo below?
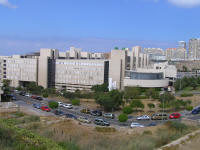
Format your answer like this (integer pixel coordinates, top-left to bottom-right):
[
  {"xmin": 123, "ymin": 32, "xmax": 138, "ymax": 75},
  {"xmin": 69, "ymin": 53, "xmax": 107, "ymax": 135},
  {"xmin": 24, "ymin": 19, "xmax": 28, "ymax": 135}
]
[
  {"xmin": 118, "ymin": 114, "xmax": 128, "ymax": 122},
  {"xmin": 122, "ymin": 106, "xmax": 133, "ymax": 114},
  {"xmin": 48, "ymin": 101, "xmax": 58, "ymax": 109},
  {"xmin": 71, "ymin": 99, "xmax": 80, "ymax": 106},
  {"xmin": 43, "ymin": 93, "xmax": 48, "ymax": 98},
  {"xmin": 186, "ymin": 105, "xmax": 193, "ymax": 111},
  {"xmin": 180, "ymin": 93, "xmax": 193, "ymax": 97}
]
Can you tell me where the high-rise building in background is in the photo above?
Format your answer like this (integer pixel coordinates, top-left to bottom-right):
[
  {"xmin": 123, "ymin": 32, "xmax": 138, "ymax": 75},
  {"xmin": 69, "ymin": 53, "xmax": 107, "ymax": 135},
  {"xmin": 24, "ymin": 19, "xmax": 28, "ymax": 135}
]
[
  {"xmin": 189, "ymin": 38, "xmax": 200, "ymax": 60},
  {"xmin": 143, "ymin": 48, "xmax": 165, "ymax": 61},
  {"xmin": 178, "ymin": 41, "xmax": 186, "ymax": 49},
  {"xmin": 165, "ymin": 48, "xmax": 187, "ymax": 60}
]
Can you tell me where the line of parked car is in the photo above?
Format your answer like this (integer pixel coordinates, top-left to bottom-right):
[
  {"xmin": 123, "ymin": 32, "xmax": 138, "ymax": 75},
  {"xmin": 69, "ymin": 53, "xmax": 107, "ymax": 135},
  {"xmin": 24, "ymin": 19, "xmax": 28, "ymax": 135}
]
[{"xmin": 136, "ymin": 113, "xmax": 181, "ymax": 121}]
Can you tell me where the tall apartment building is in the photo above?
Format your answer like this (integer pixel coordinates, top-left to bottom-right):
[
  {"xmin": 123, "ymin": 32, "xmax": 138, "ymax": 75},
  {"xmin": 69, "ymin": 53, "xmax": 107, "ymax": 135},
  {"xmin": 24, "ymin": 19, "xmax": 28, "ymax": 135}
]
[
  {"xmin": 178, "ymin": 41, "xmax": 186, "ymax": 49},
  {"xmin": 165, "ymin": 48, "xmax": 187, "ymax": 60},
  {"xmin": 189, "ymin": 38, "xmax": 200, "ymax": 60},
  {"xmin": 143, "ymin": 48, "xmax": 165, "ymax": 61}
]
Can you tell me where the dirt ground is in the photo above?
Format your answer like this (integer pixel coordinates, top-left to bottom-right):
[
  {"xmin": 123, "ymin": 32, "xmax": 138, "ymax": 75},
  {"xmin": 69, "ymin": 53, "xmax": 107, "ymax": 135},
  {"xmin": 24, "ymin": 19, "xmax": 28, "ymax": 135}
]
[{"xmin": 176, "ymin": 134, "xmax": 200, "ymax": 150}]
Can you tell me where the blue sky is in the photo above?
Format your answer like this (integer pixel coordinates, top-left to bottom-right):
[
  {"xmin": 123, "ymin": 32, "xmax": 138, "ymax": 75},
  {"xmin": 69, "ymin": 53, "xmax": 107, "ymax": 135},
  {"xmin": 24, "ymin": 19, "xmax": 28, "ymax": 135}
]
[{"xmin": 0, "ymin": 0, "xmax": 200, "ymax": 55}]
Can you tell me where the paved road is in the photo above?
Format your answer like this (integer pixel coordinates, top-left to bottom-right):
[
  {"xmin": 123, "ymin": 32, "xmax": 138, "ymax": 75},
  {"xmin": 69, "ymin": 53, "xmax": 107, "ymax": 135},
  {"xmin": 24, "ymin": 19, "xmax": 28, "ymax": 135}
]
[{"xmin": 13, "ymin": 93, "xmax": 182, "ymax": 128}]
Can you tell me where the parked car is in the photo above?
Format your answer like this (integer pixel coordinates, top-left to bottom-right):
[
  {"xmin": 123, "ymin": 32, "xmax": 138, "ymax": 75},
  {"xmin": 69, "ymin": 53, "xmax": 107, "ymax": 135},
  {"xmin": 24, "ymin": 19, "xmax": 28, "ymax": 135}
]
[
  {"xmin": 65, "ymin": 113, "xmax": 77, "ymax": 119},
  {"xmin": 19, "ymin": 91, "xmax": 26, "ymax": 96},
  {"xmin": 77, "ymin": 116, "xmax": 91, "ymax": 124},
  {"xmin": 25, "ymin": 93, "xmax": 31, "ymax": 97},
  {"xmin": 147, "ymin": 122, "xmax": 157, "ymax": 127},
  {"xmin": 169, "ymin": 113, "xmax": 181, "ymax": 119},
  {"xmin": 103, "ymin": 113, "xmax": 115, "ymax": 119},
  {"xmin": 151, "ymin": 113, "xmax": 168, "ymax": 120},
  {"xmin": 31, "ymin": 95, "xmax": 38, "ymax": 99},
  {"xmin": 54, "ymin": 110, "xmax": 65, "ymax": 116},
  {"xmin": 136, "ymin": 115, "xmax": 150, "ymax": 120},
  {"xmin": 36, "ymin": 96, "xmax": 43, "ymax": 101},
  {"xmin": 81, "ymin": 108, "xmax": 90, "ymax": 114},
  {"xmin": 94, "ymin": 118, "xmax": 110, "ymax": 126},
  {"xmin": 58, "ymin": 102, "xmax": 64, "ymax": 107},
  {"xmin": 192, "ymin": 107, "xmax": 200, "ymax": 115},
  {"xmin": 33, "ymin": 103, "xmax": 41, "ymax": 109},
  {"xmin": 41, "ymin": 106, "xmax": 51, "ymax": 112},
  {"xmin": 11, "ymin": 96, "xmax": 17, "ymax": 101},
  {"xmin": 130, "ymin": 122, "xmax": 144, "ymax": 128},
  {"xmin": 63, "ymin": 104, "xmax": 73, "ymax": 109},
  {"xmin": 90, "ymin": 110, "xmax": 102, "ymax": 116}
]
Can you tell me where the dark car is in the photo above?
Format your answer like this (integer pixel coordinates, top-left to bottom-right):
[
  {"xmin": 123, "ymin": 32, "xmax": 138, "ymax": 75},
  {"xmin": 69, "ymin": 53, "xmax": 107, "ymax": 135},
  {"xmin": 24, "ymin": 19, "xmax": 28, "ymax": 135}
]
[
  {"xmin": 33, "ymin": 103, "xmax": 41, "ymax": 109},
  {"xmin": 94, "ymin": 118, "xmax": 110, "ymax": 126},
  {"xmin": 81, "ymin": 108, "xmax": 90, "ymax": 114},
  {"xmin": 192, "ymin": 107, "xmax": 200, "ymax": 114},
  {"xmin": 19, "ymin": 91, "xmax": 26, "ymax": 96},
  {"xmin": 90, "ymin": 110, "xmax": 102, "ymax": 116},
  {"xmin": 54, "ymin": 110, "xmax": 65, "ymax": 116},
  {"xmin": 65, "ymin": 113, "xmax": 77, "ymax": 119},
  {"xmin": 36, "ymin": 96, "xmax": 43, "ymax": 101},
  {"xmin": 147, "ymin": 122, "xmax": 157, "ymax": 127},
  {"xmin": 11, "ymin": 96, "xmax": 17, "ymax": 101}
]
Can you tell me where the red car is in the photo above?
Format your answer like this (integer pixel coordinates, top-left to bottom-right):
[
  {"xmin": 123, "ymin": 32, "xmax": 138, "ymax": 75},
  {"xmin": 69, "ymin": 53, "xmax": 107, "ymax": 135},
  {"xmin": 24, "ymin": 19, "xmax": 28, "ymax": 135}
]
[
  {"xmin": 31, "ymin": 95, "xmax": 37, "ymax": 99},
  {"xmin": 41, "ymin": 106, "xmax": 51, "ymax": 112},
  {"xmin": 169, "ymin": 113, "xmax": 181, "ymax": 119}
]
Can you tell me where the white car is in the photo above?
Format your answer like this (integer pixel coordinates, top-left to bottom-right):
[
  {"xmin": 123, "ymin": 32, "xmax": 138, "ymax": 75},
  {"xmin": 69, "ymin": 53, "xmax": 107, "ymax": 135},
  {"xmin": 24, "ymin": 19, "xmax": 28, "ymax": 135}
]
[
  {"xmin": 58, "ymin": 102, "xmax": 64, "ymax": 107},
  {"xmin": 63, "ymin": 104, "xmax": 73, "ymax": 109},
  {"xmin": 25, "ymin": 93, "xmax": 31, "ymax": 97},
  {"xmin": 136, "ymin": 115, "xmax": 150, "ymax": 120},
  {"xmin": 130, "ymin": 122, "xmax": 144, "ymax": 128}
]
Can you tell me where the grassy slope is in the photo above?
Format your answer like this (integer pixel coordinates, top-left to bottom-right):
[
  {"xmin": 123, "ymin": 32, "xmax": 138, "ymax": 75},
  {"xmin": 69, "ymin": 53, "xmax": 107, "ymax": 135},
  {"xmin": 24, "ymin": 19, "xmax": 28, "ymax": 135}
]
[{"xmin": 0, "ymin": 118, "xmax": 66, "ymax": 150}]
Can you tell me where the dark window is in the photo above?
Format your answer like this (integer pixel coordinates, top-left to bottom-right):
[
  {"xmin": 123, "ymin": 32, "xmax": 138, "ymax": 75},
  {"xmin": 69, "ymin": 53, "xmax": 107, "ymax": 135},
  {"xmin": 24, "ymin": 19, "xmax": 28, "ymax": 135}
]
[{"xmin": 130, "ymin": 72, "xmax": 163, "ymax": 80}]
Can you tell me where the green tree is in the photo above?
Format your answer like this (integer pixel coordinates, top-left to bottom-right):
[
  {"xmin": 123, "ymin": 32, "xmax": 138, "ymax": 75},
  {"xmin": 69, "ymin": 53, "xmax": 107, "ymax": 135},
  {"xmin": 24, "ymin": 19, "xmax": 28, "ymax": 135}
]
[
  {"xmin": 190, "ymin": 78, "xmax": 198, "ymax": 90},
  {"xmin": 95, "ymin": 90, "xmax": 123, "ymax": 111},
  {"xmin": 148, "ymin": 103, "xmax": 155, "ymax": 111},
  {"xmin": 123, "ymin": 106, "xmax": 133, "ymax": 114},
  {"xmin": 42, "ymin": 93, "xmax": 48, "ymax": 98},
  {"xmin": 124, "ymin": 87, "xmax": 141, "ymax": 102},
  {"xmin": 114, "ymin": 46, "xmax": 119, "ymax": 50},
  {"xmin": 159, "ymin": 92, "xmax": 175, "ymax": 104},
  {"xmin": 91, "ymin": 83, "xmax": 108, "ymax": 93},
  {"xmin": 146, "ymin": 88, "xmax": 160, "ymax": 99},
  {"xmin": 130, "ymin": 99, "xmax": 144, "ymax": 110},
  {"xmin": 182, "ymin": 65, "xmax": 188, "ymax": 72},
  {"xmin": 71, "ymin": 99, "xmax": 80, "ymax": 106},
  {"xmin": 118, "ymin": 114, "xmax": 128, "ymax": 122},
  {"xmin": 26, "ymin": 82, "xmax": 44, "ymax": 95},
  {"xmin": 48, "ymin": 101, "xmax": 58, "ymax": 109}
]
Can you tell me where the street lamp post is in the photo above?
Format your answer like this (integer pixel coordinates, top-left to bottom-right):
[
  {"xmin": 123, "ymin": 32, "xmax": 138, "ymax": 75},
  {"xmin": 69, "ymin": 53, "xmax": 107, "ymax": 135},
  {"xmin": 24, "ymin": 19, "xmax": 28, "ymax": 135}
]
[{"xmin": 162, "ymin": 91, "xmax": 165, "ymax": 122}]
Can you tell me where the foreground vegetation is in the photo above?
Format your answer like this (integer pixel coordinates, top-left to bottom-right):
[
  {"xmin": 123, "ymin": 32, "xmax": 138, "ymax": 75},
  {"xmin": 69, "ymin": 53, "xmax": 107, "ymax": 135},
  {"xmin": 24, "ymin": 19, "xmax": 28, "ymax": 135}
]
[{"xmin": 0, "ymin": 111, "xmax": 198, "ymax": 150}]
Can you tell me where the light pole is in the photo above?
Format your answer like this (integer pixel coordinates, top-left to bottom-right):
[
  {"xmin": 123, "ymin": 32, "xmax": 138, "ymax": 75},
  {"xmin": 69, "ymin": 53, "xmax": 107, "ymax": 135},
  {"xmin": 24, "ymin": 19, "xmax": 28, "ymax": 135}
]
[{"xmin": 162, "ymin": 91, "xmax": 165, "ymax": 122}]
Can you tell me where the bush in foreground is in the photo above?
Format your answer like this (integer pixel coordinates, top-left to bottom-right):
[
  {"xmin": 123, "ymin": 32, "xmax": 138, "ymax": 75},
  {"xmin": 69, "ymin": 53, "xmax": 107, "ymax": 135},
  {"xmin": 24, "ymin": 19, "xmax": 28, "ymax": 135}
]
[
  {"xmin": 71, "ymin": 99, "xmax": 80, "ymax": 106},
  {"xmin": 180, "ymin": 93, "xmax": 193, "ymax": 97},
  {"xmin": 123, "ymin": 106, "xmax": 133, "ymax": 114},
  {"xmin": 118, "ymin": 113, "xmax": 128, "ymax": 122},
  {"xmin": 48, "ymin": 101, "xmax": 58, "ymax": 109}
]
